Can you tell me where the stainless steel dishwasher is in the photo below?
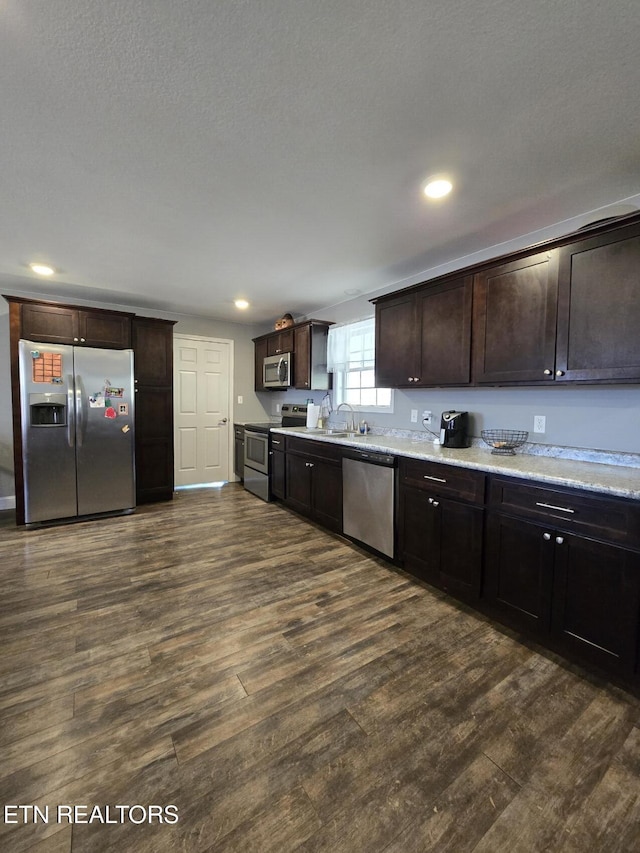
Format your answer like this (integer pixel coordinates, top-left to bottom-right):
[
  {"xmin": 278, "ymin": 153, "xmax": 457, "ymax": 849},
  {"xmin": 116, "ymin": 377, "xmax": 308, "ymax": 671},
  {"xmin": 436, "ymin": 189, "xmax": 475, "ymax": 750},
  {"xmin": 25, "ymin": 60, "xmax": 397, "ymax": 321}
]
[{"xmin": 342, "ymin": 449, "xmax": 397, "ymax": 558}]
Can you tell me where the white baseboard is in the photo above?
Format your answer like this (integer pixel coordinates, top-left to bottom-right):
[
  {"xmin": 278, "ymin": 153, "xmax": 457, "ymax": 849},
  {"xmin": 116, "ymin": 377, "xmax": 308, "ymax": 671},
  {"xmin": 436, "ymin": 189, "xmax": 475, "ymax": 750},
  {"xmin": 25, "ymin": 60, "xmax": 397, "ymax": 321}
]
[{"xmin": 0, "ymin": 495, "xmax": 16, "ymax": 511}]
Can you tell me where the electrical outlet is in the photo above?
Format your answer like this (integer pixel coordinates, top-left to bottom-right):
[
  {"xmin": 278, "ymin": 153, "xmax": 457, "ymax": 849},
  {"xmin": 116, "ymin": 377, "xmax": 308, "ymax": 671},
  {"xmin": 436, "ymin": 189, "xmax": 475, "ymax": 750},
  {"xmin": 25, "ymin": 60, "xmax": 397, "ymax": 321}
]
[
  {"xmin": 410, "ymin": 409, "xmax": 418, "ymax": 423},
  {"xmin": 276, "ymin": 403, "xmax": 281, "ymax": 413},
  {"xmin": 237, "ymin": 395, "xmax": 243, "ymax": 405},
  {"xmin": 422, "ymin": 410, "xmax": 432, "ymax": 424},
  {"xmin": 534, "ymin": 414, "xmax": 546, "ymax": 433}
]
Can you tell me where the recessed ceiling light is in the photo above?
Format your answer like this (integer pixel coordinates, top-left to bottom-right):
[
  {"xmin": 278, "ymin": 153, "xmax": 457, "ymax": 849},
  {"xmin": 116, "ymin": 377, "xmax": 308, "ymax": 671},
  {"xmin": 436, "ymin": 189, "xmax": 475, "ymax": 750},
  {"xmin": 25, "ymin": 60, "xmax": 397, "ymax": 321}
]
[
  {"xmin": 423, "ymin": 178, "xmax": 453, "ymax": 199},
  {"xmin": 29, "ymin": 262, "xmax": 55, "ymax": 276},
  {"xmin": 234, "ymin": 298, "xmax": 249, "ymax": 310}
]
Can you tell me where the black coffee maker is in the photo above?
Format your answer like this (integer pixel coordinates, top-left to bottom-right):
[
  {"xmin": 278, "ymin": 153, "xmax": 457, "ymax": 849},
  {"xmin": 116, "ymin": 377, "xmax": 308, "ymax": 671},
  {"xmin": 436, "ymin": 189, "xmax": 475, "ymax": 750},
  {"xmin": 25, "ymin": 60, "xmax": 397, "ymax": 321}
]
[{"xmin": 440, "ymin": 411, "xmax": 470, "ymax": 448}]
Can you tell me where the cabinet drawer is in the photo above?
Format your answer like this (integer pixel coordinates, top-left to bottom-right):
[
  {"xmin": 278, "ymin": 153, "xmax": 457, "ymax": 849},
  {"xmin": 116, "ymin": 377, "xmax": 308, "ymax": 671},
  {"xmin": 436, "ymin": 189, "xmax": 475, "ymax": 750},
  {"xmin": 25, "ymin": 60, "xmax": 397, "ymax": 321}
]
[
  {"xmin": 489, "ymin": 476, "xmax": 640, "ymax": 549},
  {"xmin": 400, "ymin": 458, "xmax": 485, "ymax": 504},
  {"xmin": 285, "ymin": 436, "xmax": 342, "ymax": 464}
]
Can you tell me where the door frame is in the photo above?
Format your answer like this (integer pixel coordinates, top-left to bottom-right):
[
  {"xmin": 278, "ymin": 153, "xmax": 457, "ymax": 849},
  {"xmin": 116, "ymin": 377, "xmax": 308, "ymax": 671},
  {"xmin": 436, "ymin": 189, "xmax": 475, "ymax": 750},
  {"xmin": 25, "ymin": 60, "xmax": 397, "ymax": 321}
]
[{"xmin": 173, "ymin": 333, "xmax": 235, "ymax": 484}]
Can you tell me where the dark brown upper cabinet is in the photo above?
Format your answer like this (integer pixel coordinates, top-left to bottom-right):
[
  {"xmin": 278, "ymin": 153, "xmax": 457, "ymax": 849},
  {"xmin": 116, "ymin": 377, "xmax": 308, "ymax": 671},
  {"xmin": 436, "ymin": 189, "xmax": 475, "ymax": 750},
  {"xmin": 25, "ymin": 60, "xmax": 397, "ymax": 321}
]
[
  {"xmin": 375, "ymin": 275, "xmax": 473, "ymax": 388},
  {"xmin": 472, "ymin": 251, "xmax": 559, "ymax": 384},
  {"xmin": 21, "ymin": 300, "xmax": 132, "ymax": 348},
  {"xmin": 373, "ymin": 212, "xmax": 640, "ymax": 389},
  {"xmin": 555, "ymin": 221, "xmax": 640, "ymax": 382},
  {"xmin": 253, "ymin": 319, "xmax": 332, "ymax": 391},
  {"xmin": 266, "ymin": 328, "xmax": 294, "ymax": 356}
]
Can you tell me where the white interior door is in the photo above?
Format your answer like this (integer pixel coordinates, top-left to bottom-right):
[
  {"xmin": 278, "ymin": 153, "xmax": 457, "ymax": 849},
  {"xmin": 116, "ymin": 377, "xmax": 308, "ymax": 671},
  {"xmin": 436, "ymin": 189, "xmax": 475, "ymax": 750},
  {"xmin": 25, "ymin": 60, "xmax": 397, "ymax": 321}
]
[{"xmin": 173, "ymin": 335, "xmax": 233, "ymax": 486}]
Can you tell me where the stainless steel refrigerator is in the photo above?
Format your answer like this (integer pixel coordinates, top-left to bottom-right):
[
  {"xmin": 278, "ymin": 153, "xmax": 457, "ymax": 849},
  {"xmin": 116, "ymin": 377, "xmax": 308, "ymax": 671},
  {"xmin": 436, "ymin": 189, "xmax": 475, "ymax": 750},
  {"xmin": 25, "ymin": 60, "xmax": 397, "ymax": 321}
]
[{"xmin": 19, "ymin": 339, "xmax": 135, "ymax": 524}]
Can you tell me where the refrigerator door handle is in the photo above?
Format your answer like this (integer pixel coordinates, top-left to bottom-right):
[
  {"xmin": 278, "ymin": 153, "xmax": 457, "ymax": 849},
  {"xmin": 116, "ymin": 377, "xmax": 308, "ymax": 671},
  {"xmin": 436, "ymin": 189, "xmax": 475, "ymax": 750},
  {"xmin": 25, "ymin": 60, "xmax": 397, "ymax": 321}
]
[
  {"xmin": 75, "ymin": 374, "xmax": 87, "ymax": 447},
  {"xmin": 67, "ymin": 376, "xmax": 75, "ymax": 448}
]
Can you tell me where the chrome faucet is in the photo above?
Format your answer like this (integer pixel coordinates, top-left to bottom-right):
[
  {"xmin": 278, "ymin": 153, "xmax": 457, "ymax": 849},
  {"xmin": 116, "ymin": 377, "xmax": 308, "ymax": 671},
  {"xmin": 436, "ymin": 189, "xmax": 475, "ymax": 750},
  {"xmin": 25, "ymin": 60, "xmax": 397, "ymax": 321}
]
[{"xmin": 336, "ymin": 402, "xmax": 356, "ymax": 432}]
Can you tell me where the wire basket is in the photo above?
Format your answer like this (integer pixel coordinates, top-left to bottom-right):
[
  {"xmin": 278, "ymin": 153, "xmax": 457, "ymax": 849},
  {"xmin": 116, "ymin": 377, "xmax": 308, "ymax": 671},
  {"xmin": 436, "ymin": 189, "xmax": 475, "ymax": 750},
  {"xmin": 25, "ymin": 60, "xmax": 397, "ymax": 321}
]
[{"xmin": 481, "ymin": 429, "xmax": 529, "ymax": 455}]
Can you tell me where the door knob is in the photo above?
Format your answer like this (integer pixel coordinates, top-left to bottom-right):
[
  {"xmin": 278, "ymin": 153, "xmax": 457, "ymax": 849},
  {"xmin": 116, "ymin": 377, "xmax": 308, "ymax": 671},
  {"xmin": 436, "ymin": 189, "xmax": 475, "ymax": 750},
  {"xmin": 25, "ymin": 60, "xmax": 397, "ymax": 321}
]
[{"xmin": 220, "ymin": 417, "xmax": 228, "ymax": 424}]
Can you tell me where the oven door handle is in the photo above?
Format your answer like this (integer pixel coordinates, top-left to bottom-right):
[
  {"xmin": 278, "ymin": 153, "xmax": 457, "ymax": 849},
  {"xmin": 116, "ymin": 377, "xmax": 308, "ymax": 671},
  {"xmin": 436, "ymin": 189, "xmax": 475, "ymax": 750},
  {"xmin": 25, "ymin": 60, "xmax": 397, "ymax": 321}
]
[{"xmin": 245, "ymin": 430, "xmax": 267, "ymax": 440}]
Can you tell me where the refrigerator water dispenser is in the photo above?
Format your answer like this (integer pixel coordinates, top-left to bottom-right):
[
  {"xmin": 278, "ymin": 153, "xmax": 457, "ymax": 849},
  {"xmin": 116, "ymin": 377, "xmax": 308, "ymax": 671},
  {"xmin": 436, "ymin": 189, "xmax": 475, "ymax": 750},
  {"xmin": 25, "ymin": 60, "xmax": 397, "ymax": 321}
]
[{"xmin": 29, "ymin": 393, "xmax": 67, "ymax": 426}]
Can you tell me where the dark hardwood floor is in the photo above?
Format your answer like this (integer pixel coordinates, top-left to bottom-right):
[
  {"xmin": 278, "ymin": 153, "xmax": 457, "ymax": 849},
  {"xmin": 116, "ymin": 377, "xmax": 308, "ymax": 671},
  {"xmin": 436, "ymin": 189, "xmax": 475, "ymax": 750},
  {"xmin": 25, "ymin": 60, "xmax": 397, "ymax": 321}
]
[{"xmin": 1, "ymin": 484, "xmax": 639, "ymax": 852}]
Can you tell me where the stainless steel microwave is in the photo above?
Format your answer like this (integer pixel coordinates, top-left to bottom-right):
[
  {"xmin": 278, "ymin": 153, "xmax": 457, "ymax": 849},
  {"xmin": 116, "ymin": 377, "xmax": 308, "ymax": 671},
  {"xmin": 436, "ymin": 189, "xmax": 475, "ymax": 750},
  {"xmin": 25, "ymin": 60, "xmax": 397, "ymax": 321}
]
[{"xmin": 263, "ymin": 352, "xmax": 292, "ymax": 387}]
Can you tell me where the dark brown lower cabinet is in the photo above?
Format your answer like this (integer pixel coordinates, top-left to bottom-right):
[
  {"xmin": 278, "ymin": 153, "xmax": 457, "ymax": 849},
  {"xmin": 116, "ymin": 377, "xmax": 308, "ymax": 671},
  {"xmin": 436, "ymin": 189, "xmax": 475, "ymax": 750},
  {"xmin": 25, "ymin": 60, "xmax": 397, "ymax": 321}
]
[
  {"xmin": 551, "ymin": 532, "xmax": 640, "ymax": 678},
  {"xmin": 270, "ymin": 447, "xmax": 285, "ymax": 500},
  {"xmin": 483, "ymin": 513, "xmax": 554, "ymax": 635},
  {"xmin": 484, "ymin": 504, "xmax": 640, "ymax": 681},
  {"xmin": 285, "ymin": 440, "xmax": 342, "ymax": 533},
  {"xmin": 400, "ymin": 486, "xmax": 484, "ymax": 603},
  {"xmin": 398, "ymin": 458, "xmax": 485, "ymax": 604}
]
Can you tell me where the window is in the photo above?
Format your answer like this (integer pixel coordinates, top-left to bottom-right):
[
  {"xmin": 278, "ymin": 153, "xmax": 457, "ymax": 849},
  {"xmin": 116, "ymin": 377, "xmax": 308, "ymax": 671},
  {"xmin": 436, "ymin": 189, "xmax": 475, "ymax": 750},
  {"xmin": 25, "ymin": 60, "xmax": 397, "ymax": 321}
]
[{"xmin": 327, "ymin": 318, "xmax": 393, "ymax": 412}]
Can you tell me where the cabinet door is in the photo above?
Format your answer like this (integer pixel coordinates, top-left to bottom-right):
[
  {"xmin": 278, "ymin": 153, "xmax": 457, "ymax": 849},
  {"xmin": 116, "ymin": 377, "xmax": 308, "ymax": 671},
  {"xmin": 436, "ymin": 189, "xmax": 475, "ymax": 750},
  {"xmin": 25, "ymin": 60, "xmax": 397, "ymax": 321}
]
[
  {"xmin": 484, "ymin": 514, "xmax": 554, "ymax": 635},
  {"xmin": 399, "ymin": 485, "xmax": 441, "ymax": 585},
  {"xmin": 417, "ymin": 276, "xmax": 472, "ymax": 386},
  {"xmin": 21, "ymin": 303, "xmax": 78, "ymax": 344},
  {"xmin": 78, "ymin": 310, "xmax": 131, "ymax": 348},
  {"xmin": 551, "ymin": 534, "xmax": 640, "ymax": 676},
  {"xmin": 473, "ymin": 251, "xmax": 558, "ymax": 384},
  {"xmin": 311, "ymin": 459, "xmax": 342, "ymax": 532},
  {"xmin": 270, "ymin": 449, "xmax": 285, "ymax": 500},
  {"xmin": 267, "ymin": 329, "xmax": 294, "ymax": 356},
  {"xmin": 294, "ymin": 325, "xmax": 311, "ymax": 390},
  {"xmin": 438, "ymin": 499, "xmax": 483, "ymax": 602},
  {"xmin": 135, "ymin": 387, "xmax": 174, "ymax": 503},
  {"xmin": 286, "ymin": 453, "xmax": 313, "ymax": 514},
  {"xmin": 374, "ymin": 293, "xmax": 418, "ymax": 387},
  {"xmin": 254, "ymin": 338, "xmax": 268, "ymax": 391},
  {"xmin": 556, "ymin": 223, "xmax": 640, "ymax": 381},
  {"xmin": 133, "ymin": 318, "xmax": 174, "ymax": 385}
]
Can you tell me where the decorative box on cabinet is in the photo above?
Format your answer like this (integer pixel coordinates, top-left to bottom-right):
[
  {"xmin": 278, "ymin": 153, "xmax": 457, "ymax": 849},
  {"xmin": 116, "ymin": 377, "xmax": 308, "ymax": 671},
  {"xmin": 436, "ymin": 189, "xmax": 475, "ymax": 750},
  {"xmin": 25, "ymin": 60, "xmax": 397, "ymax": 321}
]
[{"xmin": 132, "ymin": 317, "xmax": 176, "ymax": 504}]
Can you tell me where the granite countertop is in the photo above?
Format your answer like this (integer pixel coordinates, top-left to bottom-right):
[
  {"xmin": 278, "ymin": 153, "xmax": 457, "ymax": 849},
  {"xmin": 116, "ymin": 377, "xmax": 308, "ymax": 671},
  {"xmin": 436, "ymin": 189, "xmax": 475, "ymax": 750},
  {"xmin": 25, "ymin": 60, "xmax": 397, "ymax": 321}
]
[{"xmin": 271, "ymin": 426, "xmax": 640, "ymax": 500}]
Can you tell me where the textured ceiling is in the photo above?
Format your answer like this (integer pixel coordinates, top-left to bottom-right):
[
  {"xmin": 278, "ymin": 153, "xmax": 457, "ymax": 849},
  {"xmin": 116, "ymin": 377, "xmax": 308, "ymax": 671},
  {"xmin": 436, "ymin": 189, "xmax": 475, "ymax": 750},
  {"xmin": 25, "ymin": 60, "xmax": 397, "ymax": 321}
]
[{"xmin": 2, "ymin": 0, "xmax": 640, "ymax": 324}]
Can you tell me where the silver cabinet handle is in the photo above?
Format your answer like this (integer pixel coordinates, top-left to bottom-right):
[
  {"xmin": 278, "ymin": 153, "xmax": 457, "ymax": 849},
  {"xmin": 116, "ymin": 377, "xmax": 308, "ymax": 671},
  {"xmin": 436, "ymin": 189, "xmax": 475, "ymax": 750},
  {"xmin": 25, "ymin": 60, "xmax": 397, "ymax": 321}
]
[
  {"xmin": 556, "ymin": 369, "xmax": 565, "ymax": 376},
  {"xmin": 543, "ymin": 532, "xmax": 551, "ymax": 540},
  {"xmin": 543, "ymin": 368, "xmax": 552, "ymax": 375},
  {"xmin": 428, "ymin": 497, "xmax": 434, "ymax": 504},
  {"xmin": 272, "ymin": 439, "xmax": 281, "ymax": 446},
  {"xmin": 80, "ymin": 337, "xmax": 86, "ymax": 342},
  {"xmin": 73, "ymin": 337, "xmax": 79, "ymax": 342},
  {"xmin": 414, "ymin": 377, "xmax": 420, "ymax": 382},
  {"xmin": 555, "ymin": 536, "xmax": 564, "ymax": 545},
  {"xmin": 535, "ymin": 502, "xmax": 574, "ymax": 514},
  {"xmin": 432, "ymin": 500, "xmax": 439, "ymax": 507},
  {"xmin": 424, "ymin": 475, "xmax": 447, "ymax": 483},
  {"xmin": 408, "ymin": 377, "xmax": 414, "ymax": 382}
]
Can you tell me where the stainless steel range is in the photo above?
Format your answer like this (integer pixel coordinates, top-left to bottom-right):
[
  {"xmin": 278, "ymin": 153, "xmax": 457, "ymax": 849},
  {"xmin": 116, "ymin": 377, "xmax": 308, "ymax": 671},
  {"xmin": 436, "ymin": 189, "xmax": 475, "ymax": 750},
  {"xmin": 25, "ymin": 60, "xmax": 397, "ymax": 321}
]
[{"xmin": 243, "ymin": 404, "xmax": 307, "ymax": 501}]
